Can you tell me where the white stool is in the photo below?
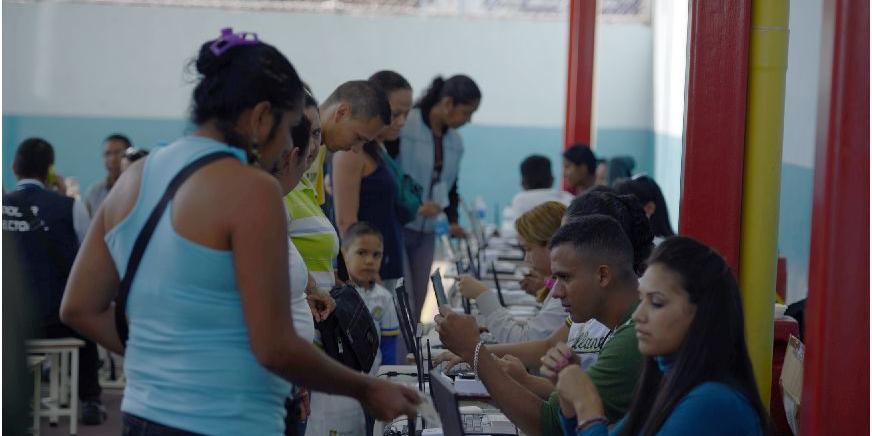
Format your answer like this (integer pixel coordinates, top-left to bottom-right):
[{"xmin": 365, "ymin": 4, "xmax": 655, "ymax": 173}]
[
  {"xmin": 28, "ymin": 355, "xmax": 46, "ymax": 435},
  {"xmin": 27, "ymin": 338, "xmax": 84, "ymax": 436}
]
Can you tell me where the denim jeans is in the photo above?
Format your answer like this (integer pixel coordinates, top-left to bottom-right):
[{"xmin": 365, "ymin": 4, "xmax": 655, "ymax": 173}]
[{"xmin": 122, "ymin": 413, "xmax": 203, "ymax": 436}]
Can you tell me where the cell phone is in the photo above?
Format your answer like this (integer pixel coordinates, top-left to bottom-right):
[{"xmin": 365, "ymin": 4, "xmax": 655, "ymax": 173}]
[{"xmin": 431, "ymin": 269, "xmax": 448, "ymax": 306}]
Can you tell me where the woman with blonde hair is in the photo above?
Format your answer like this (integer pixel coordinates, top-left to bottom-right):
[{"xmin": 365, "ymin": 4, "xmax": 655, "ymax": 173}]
[{"xmin": 456, "ymin": 201, "xmax": 569, "ymax": 343}]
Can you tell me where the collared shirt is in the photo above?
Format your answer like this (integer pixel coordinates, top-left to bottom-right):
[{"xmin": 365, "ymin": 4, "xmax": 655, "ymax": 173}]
[
  {"xmin": 16, "ymin": 179, "xmax": 90, "ymax": 243},
  {"xmin": 284, "ymin": 177, "xmax": 339, "ymax": 290},
  {"xmin": 301, "ymin": 145, "xmax": 328, "ymax": 206}
]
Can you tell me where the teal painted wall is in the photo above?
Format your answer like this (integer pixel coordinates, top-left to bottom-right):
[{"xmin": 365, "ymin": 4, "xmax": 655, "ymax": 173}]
[
  {"xmin": 458, "ymin": 125, "xmax": 654, "ymax": 225},
  {"xmin": 652, "ymin": 132, "xmax": 683, "ymax": 232},
  {"xmin": 2, "ymin": 114, "xmax": 654, "ymax": 218},
  {"xmin": 3, "ymin": 115, "xmax": 190, "ymax": 191},
  {"xmin": 778, "ymin": 163, "xmax": 814, "ymax": 302},
  {"xmin": 2, "ymin": 113, "xmax": 812, "ymax": 301}
]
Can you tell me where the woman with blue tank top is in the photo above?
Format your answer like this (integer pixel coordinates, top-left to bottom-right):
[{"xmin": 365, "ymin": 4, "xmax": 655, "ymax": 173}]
[
  {"xmin": 332, "ymin": 70, "xmax": 414, "ymax": 293},
  {"xmin": 551, "ymin": 237, "xmax": 769, "ymax": 435},
  {"xmin": 60, "ymin": 28, "xmax": 419, "ymax": 435}
]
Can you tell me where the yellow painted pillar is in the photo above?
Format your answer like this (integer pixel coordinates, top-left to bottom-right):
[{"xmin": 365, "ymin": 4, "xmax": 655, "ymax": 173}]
[{"xmin": 740, "ymin": 0, "xmax": 790, "ymax": 405}]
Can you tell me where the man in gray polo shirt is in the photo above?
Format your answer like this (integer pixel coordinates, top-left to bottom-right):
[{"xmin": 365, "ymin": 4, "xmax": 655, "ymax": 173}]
[{"xmin": 84, "ymin": 134, "xmax": 131, "ymax": 216}]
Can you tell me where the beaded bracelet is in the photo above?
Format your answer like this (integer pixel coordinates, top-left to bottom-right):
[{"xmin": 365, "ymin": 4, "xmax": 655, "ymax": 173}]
[
  {"xmin": 576, "ymin": 416, "xmax": 608, "ymax": 432},
  {"xmin": 472, "ymin": 341, "xmax": 484, "ymax": 377}
]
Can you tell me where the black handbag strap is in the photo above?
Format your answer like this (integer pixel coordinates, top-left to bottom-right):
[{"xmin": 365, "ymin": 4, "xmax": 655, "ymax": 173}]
[{"xmin": 115, "ymin": 151, "xmax": 237, "ymax": 348}]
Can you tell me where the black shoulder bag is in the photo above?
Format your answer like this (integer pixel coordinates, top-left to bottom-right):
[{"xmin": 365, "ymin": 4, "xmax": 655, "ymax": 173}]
[
  {"xmin": 315, "ymin": 284, "xmax": 380, "ymax": 373},
  {"xmin": 115, "ymin": 152, "xmax": 236, "ymax": 348}
]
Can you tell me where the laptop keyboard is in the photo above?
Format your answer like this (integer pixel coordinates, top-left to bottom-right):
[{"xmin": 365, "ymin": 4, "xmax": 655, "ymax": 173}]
[{"xmin": 462, "ymin": 413, "xmax": 490, "ymax": 433}]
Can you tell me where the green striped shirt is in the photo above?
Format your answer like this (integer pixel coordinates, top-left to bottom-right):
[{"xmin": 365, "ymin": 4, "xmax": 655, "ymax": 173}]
[{"xmin": 284, "ymin": 178, "xmax": 339, "ymax": 290}]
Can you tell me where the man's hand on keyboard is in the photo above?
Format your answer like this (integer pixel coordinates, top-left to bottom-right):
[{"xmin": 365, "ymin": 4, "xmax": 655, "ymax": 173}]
[
  {"xmin": 434, "ymin": 350, "xmax": 466, "ymax": 371},
  {"xmin": 496, "ymin": 354, "xmax": 528, "ymax": 383}
]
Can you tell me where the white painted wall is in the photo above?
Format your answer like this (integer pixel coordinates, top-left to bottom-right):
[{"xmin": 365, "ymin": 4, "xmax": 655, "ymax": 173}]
[
  {"xmin": 3, "ymin": 1, "xmax": 652, "ymax": 131},
  {"xmin": 777, "ymin": 0, "xmax": 825, "ymax": 302},
  {"xmin": 652, "ymin": 0, "xmax": 688, "ymax": 140},
  {"xmin": 594, "ymin": 23, "xmax": 653, "ymax": 130},
  {"xmin": 651, "ymin": 0, "xmax": 688, "ymax": 231},
  {"xmin": 783, "ymin": 0, "xmax": 824, "ymax": 168}
]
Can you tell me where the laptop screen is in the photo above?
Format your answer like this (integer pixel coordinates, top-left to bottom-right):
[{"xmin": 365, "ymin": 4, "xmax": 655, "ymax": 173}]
[
  {"xmin": 465, "ymin": 239, "xmax": 480, "ymax": 279},
  {"xmin": 429, "ymin": 370, "xmax": 464, "ymax": 436},
  {"xmin": 431, "ymin": 269, "xmax": 449, "ymax": 306},
  {"xmin": 491, "ymin": 261, "xmax": 507, "ymax": 307},
  {"xmin": 393, "ymin": 283, "xmax": 416, "ymax": 357}
]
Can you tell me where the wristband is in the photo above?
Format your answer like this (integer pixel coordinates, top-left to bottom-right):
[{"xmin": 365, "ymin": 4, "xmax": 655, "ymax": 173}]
[
  {"xmin": 472, "ymin": 341, "xmax": 484, "ymax": 377},
  {"xmin": 576, "ymin": 416, "xmax": 608, "ymax": 432}
]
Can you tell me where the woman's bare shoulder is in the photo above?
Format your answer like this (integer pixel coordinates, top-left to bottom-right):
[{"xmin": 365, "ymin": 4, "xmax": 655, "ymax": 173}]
[{"xmin": 100, "ymin": 158, "xmax": 145, "ymax": 232}]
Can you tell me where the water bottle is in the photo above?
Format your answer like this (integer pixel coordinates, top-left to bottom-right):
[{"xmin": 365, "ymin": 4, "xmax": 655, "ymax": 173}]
[
  {"xmin": 474, "ymin": 196, "xmax": 487, "ymax": 223},
  {"xmin": 434, "ymin": 213, "xmax": 449, "ymax": 237}
]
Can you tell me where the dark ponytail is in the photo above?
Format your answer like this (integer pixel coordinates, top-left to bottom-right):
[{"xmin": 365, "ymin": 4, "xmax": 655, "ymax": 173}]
[
  {"xmin": 190, "ymin": 30, "xmax": 304, "ymax": 161},
  {"xmin": 565, "ymin": 190, "xmax": 654, "ymax": 275},
  {"xmin": 415, "ymin": 74, "xmax": 481, "ymax": 119},
  {"xmin": 614, "ymin": 175, "xmax": 676, "ymax": 238}
]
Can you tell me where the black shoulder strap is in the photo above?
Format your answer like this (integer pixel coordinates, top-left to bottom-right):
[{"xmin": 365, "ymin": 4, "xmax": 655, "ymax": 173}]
[{"xmin": 115, "ymin": 152, "xmax": 236, "ymax": 347}]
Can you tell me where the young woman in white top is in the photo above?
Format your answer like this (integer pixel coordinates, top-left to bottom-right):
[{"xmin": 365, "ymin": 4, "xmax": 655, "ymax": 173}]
[{"xmin": 270, "ymin": 88, "xmax": 338, "ymax": 435}]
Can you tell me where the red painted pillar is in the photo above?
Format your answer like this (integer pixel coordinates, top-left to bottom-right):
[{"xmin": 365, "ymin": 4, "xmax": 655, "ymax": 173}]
[
  {"xmin": 678, "ymin": 0, "xmax": 752, "ymax": 272},
  {"xmin": 801, "ymin": 0, "xmax": 870, "ymax": 433},
  {"xmin": 562, "ymin": 0, "xmax": 597, "ymax": 189},
  {"xmin": 564, "ymin": 0, "xmax": 595, "ymax": 148}
]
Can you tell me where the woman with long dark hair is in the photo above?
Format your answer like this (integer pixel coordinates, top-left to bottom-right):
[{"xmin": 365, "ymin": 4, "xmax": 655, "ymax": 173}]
[
  {"xmin": 397, "ymin": 74, "xmax": 481, "ymax": 322},
  {"xmin": 555, "ymin": 236, "xmax": 768, "ymax": 435},
  {"xmin": 60, "ymin": 29, "xmax": 418, "ymax": 434},
  {"xmin": 613, "ymin": 175, "xmax": 675, "ymax": 241}
]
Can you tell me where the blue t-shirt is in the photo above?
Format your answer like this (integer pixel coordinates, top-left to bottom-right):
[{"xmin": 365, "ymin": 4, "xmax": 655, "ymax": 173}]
[
  {"xmin": 561, "ymin": 381, "xmax": 763, "ymax": 436},
  {"xmin": 106, "ymin": 136, "xmax": 290, "ymax": 435}
]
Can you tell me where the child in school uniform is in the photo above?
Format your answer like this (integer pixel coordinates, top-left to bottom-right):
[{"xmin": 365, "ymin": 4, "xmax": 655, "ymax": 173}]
[
  {"xmin": 305, "ymin": 222, "xmax": 399, "ymax": 436},
  {"xmin": 342, "ymin": 222, "xmax": 399, "ymax": 369}
]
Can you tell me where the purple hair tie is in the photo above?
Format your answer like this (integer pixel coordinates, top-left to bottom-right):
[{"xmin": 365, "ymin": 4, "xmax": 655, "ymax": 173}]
[{"xmin": 210, "ymin": 27, "xmax": 260, "ymax": 57}]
